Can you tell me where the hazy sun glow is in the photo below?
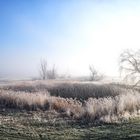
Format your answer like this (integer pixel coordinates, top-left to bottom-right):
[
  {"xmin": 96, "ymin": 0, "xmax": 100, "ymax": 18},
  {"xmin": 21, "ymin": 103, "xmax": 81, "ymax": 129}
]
[{"xmin": 0, "ymin": 0, "xmax": 140, "ymax": 79}]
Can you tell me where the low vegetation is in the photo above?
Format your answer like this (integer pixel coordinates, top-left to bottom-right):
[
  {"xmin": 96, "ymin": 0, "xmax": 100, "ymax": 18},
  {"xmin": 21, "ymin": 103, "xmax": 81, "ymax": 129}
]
[
  {"xmin": 2, "ymin": 82, "xmax": 125, "ymax": 100},
  {"xmin": 0, "ymin": 81, "xmax": 140, "ymax": 123},
  {"xmin": 0, "ymin": 109, "xmax": 140, "ymax": 140},
  {"xmin": 0, "ymin": 81, "xmax": 140, "ymax": 139}
]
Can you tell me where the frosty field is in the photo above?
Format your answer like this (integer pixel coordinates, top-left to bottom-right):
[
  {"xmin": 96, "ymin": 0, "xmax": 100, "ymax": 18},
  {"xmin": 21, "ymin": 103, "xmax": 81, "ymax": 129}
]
[{"xmin": 0, "ymin": 80, "xmax": 140, "ymax": 140}]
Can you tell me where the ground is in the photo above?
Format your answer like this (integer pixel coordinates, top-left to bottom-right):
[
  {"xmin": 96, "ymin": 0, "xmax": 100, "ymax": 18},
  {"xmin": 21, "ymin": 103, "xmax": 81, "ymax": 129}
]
[{"xmin": 0, "ymin": 109, "xmax": 140, "ymax": 140}]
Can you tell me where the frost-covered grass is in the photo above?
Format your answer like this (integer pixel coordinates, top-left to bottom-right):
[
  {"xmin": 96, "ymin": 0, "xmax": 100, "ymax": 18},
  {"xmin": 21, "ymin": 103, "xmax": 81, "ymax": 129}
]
[
  {"xmin": 2, "ymin": 81, "xmax": 125, "ymax": 99},
  {"xmin": 0, "ymin": 80, "xmax": 140, "ymax": 139},
  {"xmin": 0, "ymin": 109, "xmax": 140, "ymax": 140},
  {"xmin": 0, "ymin": 82, "xmax": 140, "ymax": 123}
]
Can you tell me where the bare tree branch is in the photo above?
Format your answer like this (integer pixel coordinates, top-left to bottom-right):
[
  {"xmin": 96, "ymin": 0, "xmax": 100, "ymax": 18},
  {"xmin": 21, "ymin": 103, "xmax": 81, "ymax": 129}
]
[
  {"xmin": 39, "ymin": 59, "xmax": 47, "ymax": 80},
  {"xmin": 119, "ymin": 49, "xmax": 140, "ymax": 87},
  {"xmin": 39, "ymin": 59, "xmax": 57, "ymax": 80},
  {"xmin": 89, "ymin": 65, "xmax": 103, "ymax": 81}
]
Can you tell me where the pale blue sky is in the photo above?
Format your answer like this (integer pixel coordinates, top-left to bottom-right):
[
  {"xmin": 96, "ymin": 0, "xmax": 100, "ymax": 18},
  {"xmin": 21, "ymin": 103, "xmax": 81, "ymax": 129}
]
[{"xmin": 0, "ymin": 0, "xmax": 140, "ymax": 79}]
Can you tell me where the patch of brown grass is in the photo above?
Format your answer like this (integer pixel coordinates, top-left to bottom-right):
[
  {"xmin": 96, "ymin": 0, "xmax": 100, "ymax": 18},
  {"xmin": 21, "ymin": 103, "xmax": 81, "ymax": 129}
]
[
  {"xmin": 0, "ymin": 90, "xmax": 50, "ymax": 110},
  {"xmin": 2, "ymin": 82, "xmax": 126, "ymax": 100},
  {"xmin": 0, "ymin": 83, "xmax": 140, "ymax": 123}
]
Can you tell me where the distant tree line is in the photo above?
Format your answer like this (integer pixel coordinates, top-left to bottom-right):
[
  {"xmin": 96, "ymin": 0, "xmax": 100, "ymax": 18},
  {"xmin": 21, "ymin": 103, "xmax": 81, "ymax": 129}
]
[{"xmin": 39, "ymin": 49, "xmax": 140, "ymax": 88}]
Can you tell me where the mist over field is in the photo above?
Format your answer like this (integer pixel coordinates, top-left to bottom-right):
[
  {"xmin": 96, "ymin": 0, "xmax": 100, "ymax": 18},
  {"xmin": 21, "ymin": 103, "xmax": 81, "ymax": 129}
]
[
  {"xmin": 1, "ymin": 0, "xmax": 140, "ymax": 139},
  {"xmin": 1, "ymin": 0, "xmax": 140, "ymax": 79}
]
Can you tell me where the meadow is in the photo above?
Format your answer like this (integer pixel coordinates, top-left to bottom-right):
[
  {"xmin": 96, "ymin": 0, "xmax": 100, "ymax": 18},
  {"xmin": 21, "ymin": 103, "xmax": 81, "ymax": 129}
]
[{"xmin": 0, "ymin": 80, "xmax": 140, "ymax": 139}]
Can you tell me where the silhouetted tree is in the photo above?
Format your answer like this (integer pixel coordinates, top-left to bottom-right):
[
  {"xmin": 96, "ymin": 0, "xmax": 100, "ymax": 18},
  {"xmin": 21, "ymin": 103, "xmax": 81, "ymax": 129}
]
[
  {"xmin": 39, "ymin": 59, "xmax": 57, "ymax": 80},
  {"xmin": 119, "ymin": 49, "xmax": 140, "ymax": 87},
  {"xmin": 89, "ymin": 65, "xmax": 103, "ymax": 81},
  {"xmin": 39, "ymin": 59, "xmax": 47, "ymax": 80},
  {"xmin": 47, "ymin": 64, "xmax": 57, "ymax": 79}
]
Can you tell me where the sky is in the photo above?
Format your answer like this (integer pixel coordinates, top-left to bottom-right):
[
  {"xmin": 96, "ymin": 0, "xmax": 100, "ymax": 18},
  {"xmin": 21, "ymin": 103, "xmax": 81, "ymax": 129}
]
[{"xmin": 0, "ymin": 0, "xmax": 140, "ymax": 79}]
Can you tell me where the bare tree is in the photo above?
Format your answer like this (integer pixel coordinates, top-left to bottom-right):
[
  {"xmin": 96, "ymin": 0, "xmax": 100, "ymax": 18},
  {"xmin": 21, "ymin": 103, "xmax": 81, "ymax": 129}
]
[
  {"xmin": 47, "ymin": 64, "xmax": 57, "ymax": 79},
  {"xmin": 39, "ymin": 59, "xmax": 57, "ymax": 80},
  {"xmin": 119, "ymin": 49, "xmax": 140, "ymax": 87},
  {"xmin": 89, "ymin": 65, "xmax": 103, "ymax": 81},
  {"xmin": 39, "ymin": 59, "xmax": 47, "ymax": 80}
]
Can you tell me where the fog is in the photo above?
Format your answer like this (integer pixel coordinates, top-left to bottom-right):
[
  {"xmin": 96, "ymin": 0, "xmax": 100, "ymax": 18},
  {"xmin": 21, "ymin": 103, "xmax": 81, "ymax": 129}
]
[{"xmin": 0, "ymin": 0, "xmax": 140, "ymax": 79}]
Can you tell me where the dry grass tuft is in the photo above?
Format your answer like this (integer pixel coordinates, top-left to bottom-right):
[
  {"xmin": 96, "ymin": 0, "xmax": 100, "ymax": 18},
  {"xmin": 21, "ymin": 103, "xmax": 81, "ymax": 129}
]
[
  {"xmin": 2, "ymin": 82, "xmax": 125, "ymax": 100},
  {"xmin": 0, "ymin": 82, "xmax": 140, "ymax": 123},
  {"xmin": 83, "ymin": 90, "xmax": 140, "ymax": 122},
  {"xmin": 0, "ymin": 90, "xmax": 50, "ymax": 110}
]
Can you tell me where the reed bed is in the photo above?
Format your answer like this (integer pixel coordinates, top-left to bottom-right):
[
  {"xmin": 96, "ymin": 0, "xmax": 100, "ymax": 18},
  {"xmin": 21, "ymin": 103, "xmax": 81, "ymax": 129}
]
[
  {"xmin": 2, "ymin": 82, "xmax": 125, "ymax": 100},
  {"xmin": 0, "ymin": 87, "xmax": 140, "ymax": 123}
]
